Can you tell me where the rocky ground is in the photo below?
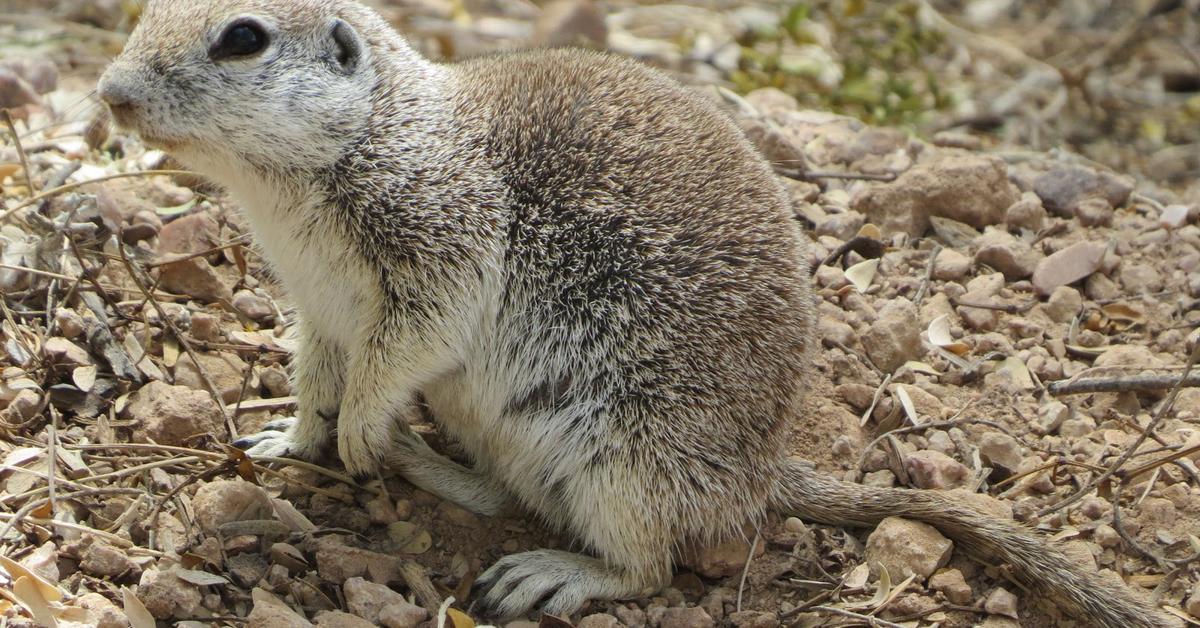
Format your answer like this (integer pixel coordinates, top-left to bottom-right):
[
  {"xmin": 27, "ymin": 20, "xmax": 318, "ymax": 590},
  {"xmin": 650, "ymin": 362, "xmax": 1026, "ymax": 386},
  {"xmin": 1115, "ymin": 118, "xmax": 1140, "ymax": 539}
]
[{"xmin": 1, "ymin": 1, "xmax": 1199, "ymax": 627}]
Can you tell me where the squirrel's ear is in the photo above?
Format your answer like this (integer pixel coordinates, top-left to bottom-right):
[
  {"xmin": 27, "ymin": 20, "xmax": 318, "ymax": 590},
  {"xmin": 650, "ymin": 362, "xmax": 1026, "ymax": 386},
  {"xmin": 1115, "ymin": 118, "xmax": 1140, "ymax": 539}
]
[{"xmin": 329, "ymin": 19, "xmax": 364, "ymax": 73}]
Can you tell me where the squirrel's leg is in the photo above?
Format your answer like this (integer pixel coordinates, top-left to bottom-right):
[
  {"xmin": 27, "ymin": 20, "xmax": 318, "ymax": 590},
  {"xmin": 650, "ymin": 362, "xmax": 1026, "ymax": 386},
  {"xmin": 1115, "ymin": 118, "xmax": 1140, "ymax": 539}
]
[
  {"xmin": 235, "ymin": 322, "xmax": 343, "ymax": 459},
  {"xmin": 472, "ymin": 474, "xmax": 671, "ymax": 619},
  {"xmin": 473, "ymin": 549, "xmax": 665, "ymax": 619},
  {"xmin": 386, "ymin": 434, "xmax": 511, "ymax": 516}
]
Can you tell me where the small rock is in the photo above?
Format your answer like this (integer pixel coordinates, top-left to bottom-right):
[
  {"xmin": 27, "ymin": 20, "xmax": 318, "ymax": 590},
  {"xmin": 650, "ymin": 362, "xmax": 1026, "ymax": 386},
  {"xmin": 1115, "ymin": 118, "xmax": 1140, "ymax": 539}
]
[
  {"xmin": 1004, "ymin": 192, "xmax": 1046, "ymax": 232},
  {"xmin": 861, "ymin": 298, "xmax": 923, "ymax": 372},
  {"xmin": 1183, "ymin": 583, "xmax": 1200, "ymax": 618},
  {"xmin": 1118, "ymin": 263, "xmax": 1163, "ymax": 294},
  {"xmin": 1073, "ymin": 197, "xmax": 1113, "ymax": 227},
  {"xmin": 259, "ymin": 364, "xmax": 292, "ymax": 398},
  {"xmin": 978, "ymin": 432, "xmax": 1021, "ymax": 474},
  {"xmin": 906, "ymin": 449, "xmax": 970, "ymax": 490},
  {"xmin": 865, "ymin": 517, "xmax": 953, "ymax": 580},
  {"xmin": 1034, "ymin": 401, "xmax": 1070, "ymax": 435},
  {"xmin": 54, "ymin": 308, "xmax": 86, "ymax": 338},
  {"xmin": 1093, "ymin": 523, "xmax": 1121, "ymax": 549},
  {"xmin": 229, "ymin": 553, "xmax": 270, "ymax": 588},
  {"xmin": 123, "ymin": 381, "xmax": 226, "ymax": 445},
  {"xmin": 158, "ymin": 213, "xmax": 221, "ymax": 257},
  {"xmin": 1160, "ymin": 204, "xmax": 1191, "ymax": 230},
  {"xmin": 932, "ymin": 248, "xmax": 971, "ymax": 281},
  {"xmin": 1094, "ymin": 345, "xmax": 1164, "ymax": 370},
  {"xmin": 173, "ymin": 351, "xmax": 250, "ymax": 404},
  {"xmin": 577, "ymin": 613, "xmax": 621, "ymax": 628},
  {"xmin": 190, "ymin": 311, "xmax": 222, "ymax": 342},
  {"xmin": 314, "ymin": 538, "xmax": 403, "ymax": 583},
  {"xmin": 1032, "ymin": 164, "xmax": 1134, "ymax": 217},
  {"xmin": 43, "ymin": 337, "xmax": 92, "ymax": 366},
  {"xmin": 818, "ymin": 317, "xmax": 855, "ymax": 347},
  {"xmin": 1043, "ymin": 286, "xmax": 1082, "ymax": 323},
  {"xmin": 234, "ymin": 290, "xmax": 275, "ymax": 322},
  {"xmin": 851, "ymin": 155, "xmax": 1018, "ymax": 237},
  {"xmin": 659, "ymin": 606, "xmax": 715, "ymax": 628},
  {"xmin": 929, "ymin": 568, "xmax": 972, "ymax": 604},
  {"xmin": 77, "ymin": 592, "xmax": 130, "ymax": 628},
  {"xmin": 80, "ymin": 540, "xmax": 138, "ymax": 578},
  {"xmin": 816, "ymin": 211, "xmax": 866, "ymax": 241},
  {"xmin": 688, "ymin": 537, "xmax": 764, "ymax": 579},
  {"xmin": 315, "ymin": 611, "xmax": 376, "ymax": 628},
  {"xmin": 1059, "ymin": 415, "xmax": 1097, "ymax": 439},
  {"xmin": 614, "ymin": 604, "xmax": 648, "ymax": 627},
  {"xmin": 192, "ymin": 480, "xmax": 274, "ymax": 533},
  {"xmin": 344, "ymin": 578, "xmax": 410, "ymax": 625},
  {"xmin": 246, "ymin": 588, "xmax": 314, "ymax": 627},
  {"xmin": 814, "ymin": 264, "xmax": 848, "ymax": 289},
  {"xmin": 158, "ymin": 257, "xmax": 234, "ymax": 303},
  {"xmin": 973, "ymin": 229, "xmax": 1038, "ymax": 279},
  {"xmin": 137, "ymin": 568, "xmax": 204, "ymax": 619},
  {"xmin": 984, "ymin": 587, "xmax": 1019, "ymax": 619},
  {"xmin": 1032, "ymin": 241, "xmax": 1106, "ymax": 296},
  {"xmin": 378, "ymin": 601, "xmax": 430, "ymax": 628}
]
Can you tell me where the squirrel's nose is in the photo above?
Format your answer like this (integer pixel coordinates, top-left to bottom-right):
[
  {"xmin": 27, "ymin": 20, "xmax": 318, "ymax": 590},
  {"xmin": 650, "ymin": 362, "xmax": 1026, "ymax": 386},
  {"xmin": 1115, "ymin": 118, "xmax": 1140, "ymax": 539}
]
[{"xmin": 97, "ymin": 70, "xmax": 140, "ymax": 110}]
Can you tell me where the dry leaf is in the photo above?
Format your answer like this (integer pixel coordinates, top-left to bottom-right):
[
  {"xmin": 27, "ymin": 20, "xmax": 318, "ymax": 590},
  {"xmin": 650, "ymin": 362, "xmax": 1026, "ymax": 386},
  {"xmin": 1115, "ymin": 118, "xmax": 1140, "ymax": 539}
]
[
  {"xmin": 539, "ymin": 615, "xmax": 574, "ymax": 628},
  {"xmin": 901, "ymin": 361, "xmax": 940, "ymax": 376},
  {"xmin": 926, "ymin": 315, "xmax": 969, "ymax": 355},
  {"xmin": 12, "ymin": 576, "xmax": 56, "ymax": 627},
  {"xmin": 0, "ymin": 553, "xmax": 63, "ymax": 602},
  {"xmin": 389, "ymin": 521, "xmax": 433, "ymax": 554},
  {"xmin": 175, "ymin": 569, "xmax": 230, "ymax": 586},
  {"xmin": 844, "ymin": 258, "xmax": 878, "ymax": 292},
  {"xmin": 271, "ymin": 498, "xmax": 316, "ymax": 532},
  {"xmin": 894, "ymin": 385, "xmax": 919, "ymax": 425},
  {"xmin": 123, "ymin": 587, "xmax": 156, "ymax": 628},
  {"xmin": 71, "ymin": 365, "xmax": 97, "ymax": 393},
  {"xmin": 842, "ymin": 563, "xmax": 870, "ymax": 589},
  {"xmin": 856, "ymin": 223, "xmax": 882, "ymax": 240},
  {"xmin": 845, "ymin": 562, "xmax": 892, "ymax": 610}
]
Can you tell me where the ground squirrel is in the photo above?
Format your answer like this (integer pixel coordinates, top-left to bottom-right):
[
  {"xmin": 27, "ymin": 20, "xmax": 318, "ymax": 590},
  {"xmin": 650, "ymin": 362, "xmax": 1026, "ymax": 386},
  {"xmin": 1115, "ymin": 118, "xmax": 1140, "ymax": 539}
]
[{"xmin": 98, "ymin": 1, "xmax": 1169, "ymax": 625}]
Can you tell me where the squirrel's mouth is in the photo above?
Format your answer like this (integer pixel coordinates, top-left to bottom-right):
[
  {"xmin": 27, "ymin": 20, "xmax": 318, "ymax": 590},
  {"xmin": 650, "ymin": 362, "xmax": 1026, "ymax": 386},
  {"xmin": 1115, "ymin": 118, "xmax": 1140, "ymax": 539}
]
[{"xmin": 106, "ymin": 107, "xmax": 186, "ymax": 152}]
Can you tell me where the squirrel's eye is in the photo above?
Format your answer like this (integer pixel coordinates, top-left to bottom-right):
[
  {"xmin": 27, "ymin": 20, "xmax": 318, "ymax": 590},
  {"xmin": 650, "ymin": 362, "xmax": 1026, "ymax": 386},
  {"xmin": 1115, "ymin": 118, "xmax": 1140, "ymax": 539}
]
[{"xmin": 211, "ymin": 21, "xmax": 268, "ymax": 60}]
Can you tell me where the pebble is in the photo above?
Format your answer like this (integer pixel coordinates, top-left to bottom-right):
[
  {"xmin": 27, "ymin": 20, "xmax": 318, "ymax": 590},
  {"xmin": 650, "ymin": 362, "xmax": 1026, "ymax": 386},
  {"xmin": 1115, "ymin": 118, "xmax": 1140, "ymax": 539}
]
[
  {"xmin": 80, "ymin": 539, "xmax": 138, "ymax": 578},
  {"xmin": 659, "ymin": 606, "xmax": 715, "ymax": 628},
  {"xmin": 1043, "ymin": 286, "xmax": 1082, "ymax": 323},
  {"xmin": 190, "ymin": 311, "xmax": 222, "ymax": 341},
  {"xmin": 436, "ymin": 501, "xmax": 481, "ymax": 528},
  {"xmin": 173, "ymin": 351, "xmax": 250, "ymax": 404},
  {"xmin": 978, "ymin": 432, "xmax": 1021, "ymax": 474},
  {"xmin": 1184, "ymin": 583, "xmax": 1200, "ymax": 618},
  {"xmin": 929, "ymin": 568, "xmax": 973, "ymax": 604},
  {"xmin": 532, "ymin": 0, "xmax": 607, "ymax": 47},
  {"xmin": 233, "ymin": 290, "xmax": 275, "ymax": 322},
  {"xmin": 932, "ymin": 248, "xmax": 971, "ymax": 281},
  {"xmin": 614, "ymin": 604, "xmax": 648, "ymax": 627},
  {"xmin": 865, "ymin": 517, "xmax": 953, "ymax": 579},
  {"xmin": 158, "ymin": 257, "xmax": 234, "ymax": 303},
  {"xmin": 246, "ymin": 589, "xmax": 313, "ymax": 627},
  {"xmin": 192, "ymin": 480, "xmax": 274, "ymax": 533},
  {"xmin": 54, "ymin": 308, "xmax": 86, "ymax": 338},
  {"xmin": 1073, "ymin": 197, "xmax": 1113, "ymax": 227},
  {"xmin": 973, "ymin": 229, "xmax": 1039, "ymax": 279},
  {"xmin": 43, "ymin": 337, "xmax": 92, "ymax": 366},
  {"xmin": 983, "ymin": 587, "xmax": 1019, "ymax": 619},
  {"xmin": 728, "ymin": 610, "xmax": 779, "ymax": 627},
  {"xmin": 906, "ymin": 449, "xmax": 971, "ymax": 490},
  {"xmin": 1118, "ymin": 262, "xmax": 1163, "ymax": 293},
  {"xmin": 1031, "ymin": 164, "xmax": 1134, "ymax": 217},
  {"xmin": 344, "ymin": 578, "xmax": 419, "ymax": 626},
  {"xmin": 687, "ymin": 536, "xmax": 763, "ymax": 578},
  {"xmin": 315, "ymin": 611, "xmax": 376, "ymax": 628},
  {"xmin": 1032, "ymin": 240, "xmax": 1106, "ymax": 296},
  {"xmin": 122, "ymin": 381, "xmax": 226, "ymax": 445},
  {"xmin": 1034, "ymin": 401, "xmax": 1070, "ymax": 435},
  {"xmin": 1059, "ymin": 415, "xmax": 1097, "ymax": 439},
  {"xmin": 1004, "ymin": 192, "xmax": 1046, "ymax": 232},
  {"xmin": 1093, "ymin": 523, "xmax": 1121, "ymax": 548},
  {"xmin": 158, "ymin": 213, "xmax": 221, "ymax": 257},
  {"xmin": 378, "ymin": 600, "xmax": 429, "ymax": 628},
  {"xmin": 861, "ymin": 298, "xmax": 924, "ymax": 372},
  {"xmin": 851, "ymin": 155, "xmax": 1017, "ymax": 237},
  {"xmin": 77, "ymin": 592, "xmax": 131, "ymax": 628},
  {"xmin": 137, "ymin": 568, "xmax": 205, "ymax": 619}
]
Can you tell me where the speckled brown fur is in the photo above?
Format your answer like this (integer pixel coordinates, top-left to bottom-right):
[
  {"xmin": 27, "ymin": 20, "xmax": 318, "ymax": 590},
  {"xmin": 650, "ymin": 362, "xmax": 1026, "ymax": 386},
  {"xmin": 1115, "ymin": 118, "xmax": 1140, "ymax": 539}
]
[{"xmin": 99, "ymin": 2, "xmax": 1170, "ymax": 625}]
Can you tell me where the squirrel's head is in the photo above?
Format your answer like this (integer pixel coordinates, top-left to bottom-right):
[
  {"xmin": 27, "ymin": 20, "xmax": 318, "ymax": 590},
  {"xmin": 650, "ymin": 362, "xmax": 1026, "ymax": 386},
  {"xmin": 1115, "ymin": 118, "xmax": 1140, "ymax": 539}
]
[{"xmin": 98, "ymin": 0, "xmax": 399, "ymax": 176}]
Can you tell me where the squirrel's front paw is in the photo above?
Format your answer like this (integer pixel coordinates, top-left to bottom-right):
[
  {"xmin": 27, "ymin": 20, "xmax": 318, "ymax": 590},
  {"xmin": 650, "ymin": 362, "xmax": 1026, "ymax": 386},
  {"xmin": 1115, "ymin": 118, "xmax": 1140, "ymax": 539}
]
[
  {"xmin": 233, "ymin": 417, "xmax": 327, "ymax": 460},
  {"xmin": 337, "ymin": 422, "xmax": 391, "ymax": 479}
]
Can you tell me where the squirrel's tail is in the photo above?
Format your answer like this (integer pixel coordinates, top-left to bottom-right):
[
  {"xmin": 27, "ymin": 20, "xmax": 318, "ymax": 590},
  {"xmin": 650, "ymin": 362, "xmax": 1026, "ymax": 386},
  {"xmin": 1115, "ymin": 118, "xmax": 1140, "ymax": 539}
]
[{"xmin": 770, "ymin": 458, "xmax": 1172, "ymax": 628}]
